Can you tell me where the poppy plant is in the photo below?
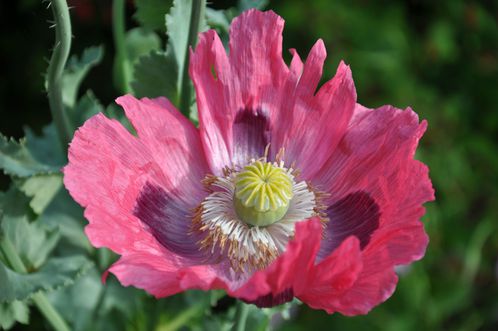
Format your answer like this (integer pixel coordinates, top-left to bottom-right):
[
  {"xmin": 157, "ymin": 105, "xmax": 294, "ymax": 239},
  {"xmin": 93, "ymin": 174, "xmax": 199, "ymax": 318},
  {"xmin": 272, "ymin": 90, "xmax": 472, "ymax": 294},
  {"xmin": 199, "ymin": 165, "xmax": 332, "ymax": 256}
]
[{"xmin": 64, "ymin": 9, "xmax": 434, "ymax": 315}]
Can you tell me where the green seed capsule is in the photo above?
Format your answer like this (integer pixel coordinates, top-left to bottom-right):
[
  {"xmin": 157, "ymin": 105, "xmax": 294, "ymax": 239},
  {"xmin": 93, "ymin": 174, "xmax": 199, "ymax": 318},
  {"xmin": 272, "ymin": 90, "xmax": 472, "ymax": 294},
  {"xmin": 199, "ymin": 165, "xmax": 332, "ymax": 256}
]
[{"xmin": 234, "ymin": 160, "xmax": 293, "ymax": 227}]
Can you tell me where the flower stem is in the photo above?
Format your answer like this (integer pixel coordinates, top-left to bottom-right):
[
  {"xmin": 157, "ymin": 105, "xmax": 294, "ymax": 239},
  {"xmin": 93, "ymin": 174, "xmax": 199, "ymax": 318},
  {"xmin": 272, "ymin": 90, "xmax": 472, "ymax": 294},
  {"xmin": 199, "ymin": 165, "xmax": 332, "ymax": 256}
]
[
  {"xmin": 0, "ymin": 238, "xmax": 71, "ymax": 331},
  {"xmin": 234, "ymin": 301, "xmax": 250, "ymax": 331},
  {"xmin": 179, "ymin": 0, "xmax": 204, "ymax": 118},
  {"xmin": 31, "ymin": 293, "xmax": 71, "ymax": 331},
  {"xmin": 112, "ymin": 0, "xmax": 131, "ymax": 93},
  {"xmin": 47, "ymin": 0, "xmax": 73, "ymax": 150}
]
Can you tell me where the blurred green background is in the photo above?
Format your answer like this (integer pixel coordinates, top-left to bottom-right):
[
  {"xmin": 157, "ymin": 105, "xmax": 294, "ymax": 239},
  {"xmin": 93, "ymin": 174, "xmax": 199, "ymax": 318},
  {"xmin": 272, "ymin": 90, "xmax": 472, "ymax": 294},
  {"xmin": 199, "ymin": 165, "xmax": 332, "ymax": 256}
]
[{"xmin": 1, "ymin": 0, "xmax": 497, "ymax": 330}]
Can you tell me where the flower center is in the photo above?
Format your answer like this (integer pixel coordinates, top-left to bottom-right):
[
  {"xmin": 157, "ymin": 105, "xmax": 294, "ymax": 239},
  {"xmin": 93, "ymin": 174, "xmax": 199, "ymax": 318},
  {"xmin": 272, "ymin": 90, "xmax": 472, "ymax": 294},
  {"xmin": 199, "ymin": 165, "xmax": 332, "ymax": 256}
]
[
  {"xmin": 194, "ymin": 153, "xmax": 325, "ymax": 271},
  {"xmin": 234, "ymin": 160, "xmax": 293, "ymax": 227}
]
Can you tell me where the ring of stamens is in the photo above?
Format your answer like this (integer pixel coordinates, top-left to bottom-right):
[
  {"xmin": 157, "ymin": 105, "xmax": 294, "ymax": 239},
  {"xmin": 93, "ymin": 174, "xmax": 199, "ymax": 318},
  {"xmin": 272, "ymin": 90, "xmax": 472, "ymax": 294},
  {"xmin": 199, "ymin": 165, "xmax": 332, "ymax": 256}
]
[{"xmin": 192, "ymin": 152, "xmax": 327, "ymax": 272}]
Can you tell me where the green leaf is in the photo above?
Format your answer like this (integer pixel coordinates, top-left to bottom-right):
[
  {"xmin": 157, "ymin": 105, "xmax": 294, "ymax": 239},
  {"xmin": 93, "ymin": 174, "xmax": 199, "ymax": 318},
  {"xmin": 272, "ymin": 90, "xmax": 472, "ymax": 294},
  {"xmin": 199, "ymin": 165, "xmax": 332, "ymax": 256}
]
[
  {"xmin": 48, "ymin": 267, "xmax": 103, "ymax": 331},
  {"xmin": 0, "ymin": 188, "xmax": 61, "ymax": 269},
  {"xmin": 206, "ymin": 7, "xmax": 231, "ymax": 45},
  {"xmin": 62, "ymin": 46, "xmax": 104, "ymax": 108},
  {"xmin": 131, "ymin": 51, "xmax": 178, "ymax": 101},
  {"xmin": 70, "ymin": 90, "xmax": 105, "ymax": 127},
  {"xmin": 0, "ymin": 186, "xmax": 31, "ymax": 220},
  {"xmin": 24, "ymin": 124, "xmax": 65, "ymax": 168},
  {"xmin": 38, "ymin": 189, "xmax": 91, "ymax": 252},
  {"xmin": 17, "ymin": 174, "xmax": 63, "ymax": 215},
  {"xmin": 0, "ymin": 135, "xmax": 60, "ymax": 177},
  {"xmin": 189, "ymin": 102, "xmax": 199, "ymax": 126},
  {"xmin": 133, "ymin": 0, "xmax": 173, "ymax": 31},
  {"xmin": 48, "ymin": 267, "xmax": 144, "ymax": 331},
  {"xmin": 132, "ymin": 0, "xmax": 208, "ymax": 105},
  {"xmin": 238, "ymin": 0, "xmax": 268, "ymax": 11},
  {"xmin": 126, "ymin": 27, "xmax": 161, "ymax": 65},
  {"xmin": 0, "ymin": 255, "xmax": 93, "ymax": 303},
  {"xmin": 114, "ymin": 27, "xmax": 162, "ymax": 96},
  {"xmin": 206, "ymin": 7, "xmax": 230, "ymax": 32},
  {"xmin": 166, "ymin": 0, "xmax": 207, "ymax": 89},
  {"xmin": 0, "ymin": 300, "xmax": 29, "ymax": 330},
  {"xmin": 1, "ymin": 213, "xmax": 60, "ymax": 270}
]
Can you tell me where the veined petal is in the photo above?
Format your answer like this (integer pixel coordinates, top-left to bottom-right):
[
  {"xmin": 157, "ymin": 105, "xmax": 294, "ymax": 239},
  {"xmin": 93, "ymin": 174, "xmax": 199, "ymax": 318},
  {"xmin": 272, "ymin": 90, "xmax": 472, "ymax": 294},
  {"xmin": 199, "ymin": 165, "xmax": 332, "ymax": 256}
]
[
  {"xmin": 317, "ymin": 191, "xmax": 380, "ymax": 260},
  {"xmin": 299, "ymin": 236, "xmax": 364, "ymax": 313},
  {"xmin": 189, "ymin": 30, "xmax": 233, "ymax": 173},
  {"xmin": 191, "ymin": 11, "xmax": 356, "ymax": 180},
  {"xmin": 228, "ymin": 9, "xmax": 288, "ymax": 102},
  {"xmin": 311, "ymin": 104, "xmax": 434, "ymax": 314},
  {"xmin": 64, "ymin": 98, "xmax": 210, "ymax": 262},
  {"xmin": 116, "ymin": 95, "xmax": 209, "ymax": 204},
  {"xmin": 190, "ymin": 10, "xmax": 288, "ymax": 172},
  {"xmin": 64, "ymin": 114, "xmax": 166, "ymax": 253},
  {"xmin": 275, "ymin": 61, "xmax": 357, "ymax": 180},
  {"xmin": 330, "ymin": 248, "xmax": 399, "ymax": 315}
]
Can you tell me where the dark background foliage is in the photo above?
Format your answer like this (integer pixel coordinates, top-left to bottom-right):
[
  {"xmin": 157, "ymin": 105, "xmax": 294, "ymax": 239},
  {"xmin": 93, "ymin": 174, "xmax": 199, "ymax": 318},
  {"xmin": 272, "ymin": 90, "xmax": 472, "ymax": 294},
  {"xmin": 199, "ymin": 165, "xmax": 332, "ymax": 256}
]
[{"xmin": 1, "ymin": 0, "xmax": 497, "ymax": 330}]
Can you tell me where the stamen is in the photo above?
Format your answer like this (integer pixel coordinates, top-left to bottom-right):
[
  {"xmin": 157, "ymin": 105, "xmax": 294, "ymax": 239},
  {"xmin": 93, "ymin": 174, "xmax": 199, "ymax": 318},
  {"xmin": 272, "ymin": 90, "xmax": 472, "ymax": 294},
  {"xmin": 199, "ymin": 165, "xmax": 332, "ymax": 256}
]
[{"xmin": 192, "ymin": 157, "xmax": 321, "ymax": 272}]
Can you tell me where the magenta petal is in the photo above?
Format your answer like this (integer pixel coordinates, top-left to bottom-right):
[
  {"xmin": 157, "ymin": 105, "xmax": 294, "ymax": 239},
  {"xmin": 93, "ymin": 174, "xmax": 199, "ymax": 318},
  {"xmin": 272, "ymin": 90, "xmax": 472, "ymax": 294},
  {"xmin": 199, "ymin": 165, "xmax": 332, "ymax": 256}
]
[
  {"xmin": 298, "ymin": 61, "xmax": 356, "ymax": 178},
  {"xmin": 116, "ymin": 95, "xmax": 209, "ymax": 204},
  {"xmin": 189, "ymin": 30, "xmax": 233, "ymax": 173},
  {"xmin": 191, "ymin": 10, "xmax": 356, "ymax": 179},
  {"xmin": 309, "ymin": 104, "xmax": 434, "ymax": 314},
  {"xmin": 332, "ymin": 248, "xmax": 399, "ymax": 316},
  {"xmin": 190, "ymin": 10, "xmax": 288, "ymax": 173},
  {"xmin": 315, "ymin": 104, "xmax": 434, "ymax": 265},
  {"xmin": 299, "ymin": 236, "xmax": 363, "ymax": 314},
  {"xmin": 64, "ymin": 114, "xmax": 167, "ymax": 253},
  {"xmin": 227, "ymin": 10, "xmax": 288, "ymax": 102},
  {"xmin": 108, "ymin": 252, "xmax": 221, "ymax": 298},
  {"xmin": 109, "ymin": 218, "xmax": 324, "ymax": 304},
  {"xmin": 64, "ymin": 97, "xmax": 211, "ymax": 268},
  {"xmin": 304, "ymin": 236, "xmax": 398, "ymax": 316},
  {"xmin": 271, "ymin": 61, "xmax": 357, "ymax": 180},
  {"xmin": 295, "ymin": 39, "xmax": 327, "ymax": 98},
  {"xmin": 288, "ymin": 48, "xmax": 303, "ymax": 78}
]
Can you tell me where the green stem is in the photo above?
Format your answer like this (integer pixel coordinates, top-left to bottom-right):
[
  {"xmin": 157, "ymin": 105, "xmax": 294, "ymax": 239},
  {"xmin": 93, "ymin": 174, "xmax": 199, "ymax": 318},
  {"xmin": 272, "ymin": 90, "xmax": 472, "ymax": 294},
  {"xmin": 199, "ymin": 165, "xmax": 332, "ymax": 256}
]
[
  {"xmin": 47, "ymin": 0, "xmax": 73, "ymax": 149},
  {"xmin": 0, "ymin": 238, "xmax": 71, "ymax": 331},
  {"xmin": 0, "ymin": 238, "xmax": 26, "ymax": 273},
  {"xmin": 179, "ymin": 0, "xmax": 204, "ymax": 117},
  {"xmin": 233, "ymin": 301, "xmax": 250, "ymax": 331},
  {"xmin": 32, "ymin": 293, "xmax": 71, "ymax": 331},
  {"xmin": 112, "ymin": 0, "xmax": 131, "ymax": 93}
]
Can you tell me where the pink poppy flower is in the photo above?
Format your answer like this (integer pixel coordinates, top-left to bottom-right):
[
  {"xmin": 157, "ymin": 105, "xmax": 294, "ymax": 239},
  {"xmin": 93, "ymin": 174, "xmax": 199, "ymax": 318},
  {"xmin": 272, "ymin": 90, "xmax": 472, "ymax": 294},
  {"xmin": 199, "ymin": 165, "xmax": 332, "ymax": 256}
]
[{"xmin": 64, "ymin": 9, "xmax": 434, "ymax": 315}]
